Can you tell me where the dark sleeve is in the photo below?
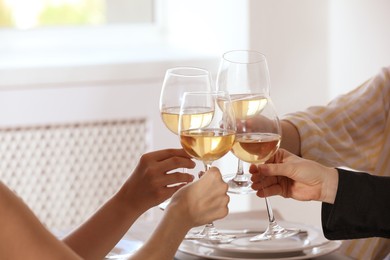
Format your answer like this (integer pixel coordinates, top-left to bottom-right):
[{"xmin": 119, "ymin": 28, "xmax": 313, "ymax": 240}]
[{"xmin": 321, "ymin": 168, "xmax": 390, "ymax": 240}]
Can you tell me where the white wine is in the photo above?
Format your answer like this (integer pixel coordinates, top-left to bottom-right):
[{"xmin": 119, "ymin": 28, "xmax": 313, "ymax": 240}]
[
  {"xmin": 232, "ymin": 133, "xmax": 281, "ymax": 163},
  {"xmin": 180, "ymin": 128, "xmax": 235, "ymax": 163},
  {"xmin": 230, "ymin": 94, "xmax": 267, "ymax": 120},
  {"xmin": 161, "ymin": 107, "xmax": 180, "ymax": 134},
  {"xmin": 161, "ymin": 107, "xmax": 213, "ymax": 135}
]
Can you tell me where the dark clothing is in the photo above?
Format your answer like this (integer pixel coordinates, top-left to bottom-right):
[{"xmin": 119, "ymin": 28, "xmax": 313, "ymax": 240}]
[{"xmin": 321, "ymin": 168, "xmax": 390, "ymax": 240}]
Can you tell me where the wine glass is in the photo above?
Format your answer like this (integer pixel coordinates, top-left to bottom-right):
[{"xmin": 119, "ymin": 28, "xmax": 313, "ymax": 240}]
[
  {"xmin": 160, "ymin": 67, "xmax": 213, "ymax": 134},
  {"xmin": 179, "ymin": 91, "xmax": 236, "ymax": 243},
  {"xmin": 216, "ymin": 50, "xmax": 270, "ymax": 194},
  {"xmin": 159, "ymin": 67, "xmax": 212, "ymax": 209},
  {"xmin": 231, "ymin": 95, "xmax": 300, "ymax": 241}
]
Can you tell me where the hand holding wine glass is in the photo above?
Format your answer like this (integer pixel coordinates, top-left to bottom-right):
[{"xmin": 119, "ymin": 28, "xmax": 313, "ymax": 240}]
[
  {"xmin": 179, "ymin": 91, "xmax": 236, "ymax": 243},
  {"xmin": 231, "ymin": 96, "xmax": 300, "ymax": 241}
]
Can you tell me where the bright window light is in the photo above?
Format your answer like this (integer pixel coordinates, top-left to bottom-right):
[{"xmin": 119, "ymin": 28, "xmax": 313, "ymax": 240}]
[{"xmin": 0, "ymin": 0, "xmax": 153, "ymax": 30}]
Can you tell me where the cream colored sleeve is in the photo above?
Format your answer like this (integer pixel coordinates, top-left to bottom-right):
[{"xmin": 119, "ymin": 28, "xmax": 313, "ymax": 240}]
[{"xmin": 283, "ymin": 67, "xmax": 390, "ymax": 173}]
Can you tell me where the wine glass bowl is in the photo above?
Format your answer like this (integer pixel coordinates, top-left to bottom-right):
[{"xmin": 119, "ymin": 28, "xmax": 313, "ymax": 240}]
[
  {"xmin": 160, "ymin": 67, "xmax": 213, "ymax": 135},
  {"xmin": 231, "ymin": 94, "xmax": 268, "ymax": 120},
  {"xmin": 179, "ymin": 91, "xmax": 236, "ymax": 170},
  {"xmin": 231, "ymin": 96, "xmax": 281, "ymax": 165},
  {"xmin": 217, "ymin": 50, "xmax": 270, "ymax": 96}
]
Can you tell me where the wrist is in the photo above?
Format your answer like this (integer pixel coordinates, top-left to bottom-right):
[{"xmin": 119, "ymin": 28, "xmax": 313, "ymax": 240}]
[
  {"xmin": 321, "ymin": 168, "xmax": 339, "ymax": 204},
  {"xmin": 165, "ymin": 200, "xmax": 193, "ymax": 231},
  {"xmin": 111, "ymin": 188, "xmax": 145, "ymax": 217}
]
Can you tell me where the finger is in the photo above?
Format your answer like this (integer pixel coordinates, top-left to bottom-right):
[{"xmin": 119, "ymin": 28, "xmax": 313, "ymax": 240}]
[
  {"xmin": 206, "ymin": 167, "xmax": 221, "ymax": 175},
  {"xmin": 251, "ymin": 173, "xmax": 275, "ymax": 183},
  {"xmin": 201, "ymin": 167, "xmax": 224, "ymax": 183},
  {"xmin": 160, "ymin": 172, "xmax": 195, "ymax": 186},
  {"xmin": 143, "ymin": 148, "xmax": 192, "ymax": 162},
  {"xmin": 257, "ymin": 163, "xmax": 295, "ymax": 178},
  {"xmin": 251, "ymin": 181, "xmax": 268, "ymax": 191},
  {"xmin": 158, "ymin": 156, "xmax": 196, "ymax": 173},
  {"xmin": 251, "ymin": 175, "xmax": 276, "ymax": 190},
  {"xmin": 209, "ymin": 196, "xmax": 230, "ymax": 220},
  {"xmin": 257, "ymin": 184, "xmax": 283, "ymax": 197},
  {"xmin": 198, "ymin": 167, "xmax": 221, "ymax": 179},
  {"xmin": 249, "ymin": 164, "xmax": 258, "ymax": 174},
  {"xmin": 165, "ymin": 182, "xmax": 189, "ymax": 195}
]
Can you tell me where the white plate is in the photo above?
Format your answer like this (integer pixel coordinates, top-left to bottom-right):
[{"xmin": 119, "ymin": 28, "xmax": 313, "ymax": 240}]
[
  {"xmin": 178, "ymin": 240, "xmax": 341, "ymax": 260},
  {"xmin": 105, "ymin": 239, "xmax": 143, "ymax": 259},
  {"xmin": 189, "ymin": 220, "xmax": 328, "ymax": 254}
]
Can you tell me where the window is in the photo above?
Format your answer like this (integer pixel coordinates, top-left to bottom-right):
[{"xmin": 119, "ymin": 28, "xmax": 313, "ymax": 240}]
[
  {"xmin": 0, "ymin": 0, "xmax": 161, "ymax": 70},
  {"xmin": 0, "ymin": 0, "xmax": 154, "ymax": 29}
]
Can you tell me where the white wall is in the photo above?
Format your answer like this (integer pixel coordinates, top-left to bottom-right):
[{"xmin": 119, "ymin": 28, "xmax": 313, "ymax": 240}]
[
  {"xmin": 249, "ymin": 0, "xmax": 330, "ymax": 114},
  {"xmin": 329, "ymin": 0, "xmax": 390, "ymax": 97},
  {"xmin": 162, "ymin": 0, "xmax": 250, "ymax": 55}
]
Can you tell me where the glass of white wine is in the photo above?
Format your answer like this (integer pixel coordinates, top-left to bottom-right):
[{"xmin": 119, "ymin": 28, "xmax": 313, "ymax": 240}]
[
  {"xmin": 231, "ymin": 95, "xmax": 300, "ymax": 241},
  {"xmin": 160, "ymin": 67, "xmax": 212, "ymax": 135},
  {"xmin": 179, "ymin": 91, "xmax": 236, "ymax": 243},
  {"xmin": 159, "ymin": 67, "xmax": 212, "ymax": 209},
  {"xmin": 216, "ymin": 50, "xmax": 270, "ymax": 194}
]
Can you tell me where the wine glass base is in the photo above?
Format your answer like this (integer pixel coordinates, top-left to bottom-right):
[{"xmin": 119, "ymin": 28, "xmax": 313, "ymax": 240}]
[
  {"xmin": 185, "ymin": 224, "xmax": 236, "ymax": 244},
  {"xmin": 249, "ymin": 225, "xmax": 300, "ymax": 242},
  {"xmin": 224, "ymin": 174, "xmax": 255, "ymax": 194},
  {"xmin": 185, "ymin": 233, "xmax": 236, "ymax": 244}
]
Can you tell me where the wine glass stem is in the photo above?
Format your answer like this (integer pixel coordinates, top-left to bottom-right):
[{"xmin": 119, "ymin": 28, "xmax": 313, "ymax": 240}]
[
  {"xmin": 258, "ymin": 162, "xmax": 276, "ymax": 223},
  {"xmin": 235, "ymin": 159, "xmax": 244, "ymax": 176},
  {"xmin": 202, "ymin": 162, "xmax": 219, "ymax": 232},
  {"xmin": 204, "ymin": 162, "xmax": 211, "ymax": 171},
  {"xmin": 264, "ymin": 196, "xmax": 275, "ymax": 223}
]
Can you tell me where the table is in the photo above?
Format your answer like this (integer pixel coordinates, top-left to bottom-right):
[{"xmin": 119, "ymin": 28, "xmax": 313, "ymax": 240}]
[{"xmin": 126, "ymin": 211, "xmax": 354, "ymax": 260}]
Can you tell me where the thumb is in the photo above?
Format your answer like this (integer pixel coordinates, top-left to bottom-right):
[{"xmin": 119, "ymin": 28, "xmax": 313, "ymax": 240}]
[{"xmin": 257, "ymin": 163, "xmax": 294, "ymax": 178}]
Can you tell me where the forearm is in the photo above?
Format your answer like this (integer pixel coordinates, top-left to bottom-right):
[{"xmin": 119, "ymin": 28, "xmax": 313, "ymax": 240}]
[
  {"xmin": 322, "ymin": 169, "xmax": 390, "ymax": 240},
  {"xmin": 280, "ymin": 120, "xmax": 301, "ymax": 156},
  {"xmin": 0, "ymin": 182, "xmax": 81, "ymax": 260},
  {"xmin": 63, "ymin": 192, "xmax": 145, "ymax": 260},
  {"xmin": 130, "ymin": 207, "xmax": 191, "ymax": 260}
]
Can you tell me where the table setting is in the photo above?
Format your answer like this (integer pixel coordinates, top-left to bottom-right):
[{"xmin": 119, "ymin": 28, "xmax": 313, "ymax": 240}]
[
  {"xmin": 175, "ymin": 211, "xmax": 342, "ymax": 260},
  {"xmin": 105, "ymin": 50, "xmax": 351, "ymax": 259},
  {"xmin": 107, "ymin": 211, "xmax": 347, "ymax": 260}
]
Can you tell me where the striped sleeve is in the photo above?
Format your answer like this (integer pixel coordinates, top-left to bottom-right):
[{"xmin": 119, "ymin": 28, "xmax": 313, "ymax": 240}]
[{"xmin": 283, "ymin": 67, "xmax": 390, "ymax": 172}]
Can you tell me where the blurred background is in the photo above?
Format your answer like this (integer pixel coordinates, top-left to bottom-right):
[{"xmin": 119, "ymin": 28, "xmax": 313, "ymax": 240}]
[{"xmin": 0, "ymin": 0, "xmax": 389, "ymax": 229}]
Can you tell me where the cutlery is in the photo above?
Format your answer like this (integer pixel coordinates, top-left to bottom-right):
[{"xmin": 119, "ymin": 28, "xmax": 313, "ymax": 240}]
[{"xmin": 190, "ymin": 228, "xmax": 308, "ymax": 236}]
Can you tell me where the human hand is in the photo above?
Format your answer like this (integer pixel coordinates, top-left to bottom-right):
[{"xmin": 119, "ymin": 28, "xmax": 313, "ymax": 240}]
[
  {"xmin": 236, "ymin": 114, "xmax": 274, "ymax": 134},
  {"xmin": 166, "ymin": 167, "xmax": 229, "ymax": 229},
  {"xmin": 117, "ymin": 149, "xmax": 196, "ymax": 212},
  {"xmin": 249, "ymin": 149, "xmax": 338, "ymax": 204}
]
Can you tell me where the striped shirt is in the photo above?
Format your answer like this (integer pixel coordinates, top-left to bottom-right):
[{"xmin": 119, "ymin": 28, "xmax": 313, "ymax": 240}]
[{"xmin": 284, "ymin": 66, "xmax": 390, "ymax": 259}]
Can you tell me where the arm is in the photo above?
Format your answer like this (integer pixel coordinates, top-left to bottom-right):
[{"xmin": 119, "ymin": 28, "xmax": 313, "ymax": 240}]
[
  {"xmin": 280, "ymin": 120, "xmax": 301, "ymax": 156},
  {"xmin": 63, "ymin": 148, "xmax": 195, "ymax": 260},
  {"xmin": 129, "ymin": 167, "xmax": 229, "ymax": 260},
  {"xmin": 322, "ymin": 169, "xmax": 390, "ymax": 240},
  {"xmin": 0, "ymin": 157, "xmax": 227, "ymax": 260},
  {"xmin": 282, "ymin": 70, "xmax": 390, "ymax": 171},
  {"xmin": 0, "ymin": 182, "xmax": 82, "ymax": 260}
]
